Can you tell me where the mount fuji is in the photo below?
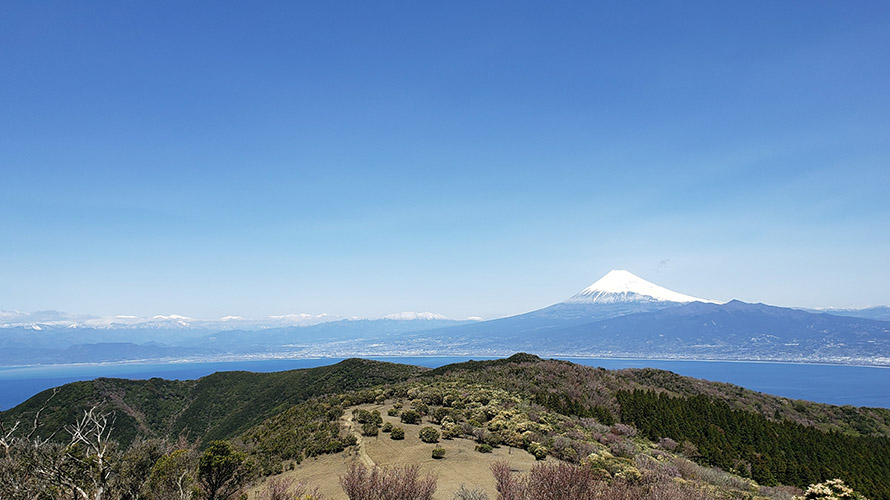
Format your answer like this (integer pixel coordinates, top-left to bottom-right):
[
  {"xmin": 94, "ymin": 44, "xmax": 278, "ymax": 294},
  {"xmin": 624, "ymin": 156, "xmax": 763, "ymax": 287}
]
[
  {"xmin": 414, "ymin": 270, "xmax": 719, "ymax": 346},
  {"xmin": 421, "ymin": 270, "xmax": 890, "ymax": 365},
  {"xmin": 521, "ymin": 270, "xmax": 719, "ymax": 324},
  {"xmin": 566, "ymin": 270, "xmax": 720, "ymax": 305}
]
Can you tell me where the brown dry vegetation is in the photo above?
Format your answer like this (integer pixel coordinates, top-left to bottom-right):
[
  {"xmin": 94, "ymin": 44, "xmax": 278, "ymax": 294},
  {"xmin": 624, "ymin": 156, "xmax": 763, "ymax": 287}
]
[
  {"xmin": 250, "ymin": 402, "xmax": 547, "ymax": 500},
  {"xmin": 249, "ymin": 399, "xmax": 793, "ymax": 500}
]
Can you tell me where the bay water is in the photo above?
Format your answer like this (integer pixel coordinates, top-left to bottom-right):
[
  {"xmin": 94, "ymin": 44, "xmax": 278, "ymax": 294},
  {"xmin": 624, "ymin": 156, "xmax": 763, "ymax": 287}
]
[{"xmin": 1, "ymin": 356, "xmax": 888, "ymax": 411}]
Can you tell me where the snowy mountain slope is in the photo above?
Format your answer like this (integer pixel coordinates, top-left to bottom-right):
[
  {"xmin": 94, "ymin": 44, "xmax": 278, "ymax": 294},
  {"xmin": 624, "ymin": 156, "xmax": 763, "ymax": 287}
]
[{"xmin": 566, "ymin": 270, "xmax": 719, "ymax": 304}]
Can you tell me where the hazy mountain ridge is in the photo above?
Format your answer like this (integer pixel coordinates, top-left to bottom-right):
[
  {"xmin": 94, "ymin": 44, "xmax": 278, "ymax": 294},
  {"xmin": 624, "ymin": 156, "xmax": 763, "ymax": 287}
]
[
  {"xmin": 418, "ymin": 274, "xmax": 890, "ymax": 365},
  {"xmin": 3, "ymin": 271, "xmax": 890, "ymax": 366},
  {"xmin": 807, "ymin": 306, "xmax": 890, "ymax": 321},
  {"xmin": 486, "ymin": 300, "xmax": 890, "ymax": 363},
  {"xmin": 186, "ymin": 318, "xmax": 476, "ymax": 350},
  {"xmin": 0, "ymin": 342, "xmax": 213, "ymax": 365}
]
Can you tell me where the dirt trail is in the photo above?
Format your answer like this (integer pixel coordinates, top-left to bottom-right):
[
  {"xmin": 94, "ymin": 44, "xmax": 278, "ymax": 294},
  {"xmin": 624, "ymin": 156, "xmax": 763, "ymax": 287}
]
[{"xmin": 341, "ymin": 412, "xmax": 375, "ymax": 468}]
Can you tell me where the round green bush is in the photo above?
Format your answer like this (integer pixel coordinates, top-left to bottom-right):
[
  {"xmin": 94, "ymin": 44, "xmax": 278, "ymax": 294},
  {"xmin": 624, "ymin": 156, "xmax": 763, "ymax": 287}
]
[
  {"xmin": 419, "ymin": 426, "xmax": 440, "ymax": 443},
  {"xmin": 527, "ymin": 441, "xmax": 549, "ymax": 460},
  {"xmin": 431, "ymin": 447, "xmax": 446, "ymax": 459},
  {"xmin": 381, "ymin": 422, "xmax": 394, "ymax": 433},
  {"xmin": 390, "ymin": 427, "xmax": 405, "ymax": 440},
  {"xmin": 475, "ymin": 443, "xmax": 493, "ymax": 453},
  {"xmin": 400, "ymin": 409, "xmax": 421, "ymax": 424}
]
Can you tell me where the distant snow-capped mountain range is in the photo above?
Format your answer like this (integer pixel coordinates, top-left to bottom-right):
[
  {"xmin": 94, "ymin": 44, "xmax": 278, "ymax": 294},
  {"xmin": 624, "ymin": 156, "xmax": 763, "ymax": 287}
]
[
  {"xmin": 6, "ymin": 269, "xmax": 882, "ymax": 330},
  {"xmin": 0, "ymin": 309, "xmax": 472, "ymax": 330},
  {"xmin": 3, "ymin": 270, "xmax": 890, "ymax": 367}
]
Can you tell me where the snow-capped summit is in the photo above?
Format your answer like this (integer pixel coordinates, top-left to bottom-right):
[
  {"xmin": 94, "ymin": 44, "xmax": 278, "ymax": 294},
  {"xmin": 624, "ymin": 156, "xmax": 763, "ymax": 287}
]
[{"xmin": 566, "ymin": 270, "xmax": 718, "ymax": 304}]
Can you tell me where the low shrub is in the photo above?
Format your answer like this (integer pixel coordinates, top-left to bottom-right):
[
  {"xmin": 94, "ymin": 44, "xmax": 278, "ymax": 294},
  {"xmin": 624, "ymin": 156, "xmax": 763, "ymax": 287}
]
[
  {"xmin": 491, "ymin": 461, "xmax": 712, "ymax": 500},
  {"xmin": 419, "ymin": 426, "xmax": 440, "ymax": 443},
  {"xmin": 432, "ymin": 447, "xmax": 446, "ymax": 459},
  {"xmin": 361, "ymin": 422, "xmax": 379, "ymax": 437},
  {"xmin": 429, "ymin": 407, "xmax": 450, "ymax": 424},
  {"xmin": 400, "ymin": 409, "xmax": 421, "ymax": 425},
  {"xmin": 527, "ymin": 441, "xmax": 548, "ymax": 460},
  {"xmin": 441, "ymin": 422, "xmax": 462, "ymax": 440},
  {"xmin": 453, "ymin": 485, "xmax": 488, "ymax": 500},
  {"xmin": 657, "ymin": 437, "xmax": 679, "ymax": 451},
  {"xmin": 390, "ymin": 427, "xmax": 405, "ymax": 440},
  {"xmin": 259, "ymin": 477, "xmax": 324, "ymax": 500},
  {"xmin": 797, "ymin": 479, "xmax": 866, "ymax": 500},
  {"xmin": 475, "ymin": 444, "xmax": 493, "ymax": 453}
]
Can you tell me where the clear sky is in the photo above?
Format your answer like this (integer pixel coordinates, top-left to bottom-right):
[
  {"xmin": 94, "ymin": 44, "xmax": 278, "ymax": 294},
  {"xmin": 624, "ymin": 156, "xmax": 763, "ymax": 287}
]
[{"xmin": 2, "ymin": 1, "xmax": 889, "ymax": 320}]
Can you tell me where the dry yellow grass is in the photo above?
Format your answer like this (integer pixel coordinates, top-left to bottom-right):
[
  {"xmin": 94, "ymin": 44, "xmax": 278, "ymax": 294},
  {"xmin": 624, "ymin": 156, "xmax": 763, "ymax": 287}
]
[{"xmin": 248, "ymin": 402, "xmax": 546, "ymax": 500}]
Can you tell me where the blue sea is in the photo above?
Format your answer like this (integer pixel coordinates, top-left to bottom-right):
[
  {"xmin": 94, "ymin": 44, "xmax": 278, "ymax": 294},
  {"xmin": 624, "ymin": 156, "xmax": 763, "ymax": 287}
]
[{"xmin": 1, "ymin": 356, "xmax": 888, "ymax": 411}]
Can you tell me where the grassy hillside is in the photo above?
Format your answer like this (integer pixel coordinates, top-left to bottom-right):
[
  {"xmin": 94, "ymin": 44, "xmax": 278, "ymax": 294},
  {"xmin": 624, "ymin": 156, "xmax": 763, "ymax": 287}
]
[
  {"xmin": 240, "ymin": 358, "xmax": 890, "ymax": 498},
  {"xmin": 4, "ymin": 354, "xmax": 890, "ymax": 498},
  {"xmin": 427, "ymin": 354, "xmax": 890, "ymax": 437},
  {"xmin": 417, "ymin": 355, "xmax": 890, "ymax": 498},
  {"xmin": 5, "ymin": 354, "xmax": 888, "ymax": 445}
]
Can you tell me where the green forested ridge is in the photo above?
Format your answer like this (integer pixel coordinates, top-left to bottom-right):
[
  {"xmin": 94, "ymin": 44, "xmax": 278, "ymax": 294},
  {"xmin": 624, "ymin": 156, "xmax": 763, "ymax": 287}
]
[
  {"xmin": 619, "ymin": 367, "xmax": 890, "ymax": 436},
  {"xmin": 423, "ymin": 352, "xmax": 545, "ymax": 376},
  {"xmin": 419, "ymin": 356, "xmax": 890, "ymax": 499},
  {"xmin": 617, "ymin": 389, "xmax": 890, "ymax": 498},
  {"xmin": 1, "ymin": 377, "xmax": 195, "ymax": 446},
  {"xmin": 239, "ymin": 396, "xmax": 359, "ymax": 475},
  {"xmin": 0, "ymin": 358, "xmax": 424, "ymax": 446},
  {"xmin": 428, "ymin": 355, "xmax": 890, "ymax": 438},
  {"xmin": 5, "ymin": 355, "xmax": 889, "ymax": 446},
  {"xmin": 167, "ymin": 358, "xmax": 423, "ymax": 442}
]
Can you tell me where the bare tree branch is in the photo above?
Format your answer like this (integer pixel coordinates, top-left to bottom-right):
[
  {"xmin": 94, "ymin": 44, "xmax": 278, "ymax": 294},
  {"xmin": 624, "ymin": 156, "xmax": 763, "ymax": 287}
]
[
  {"xmin": 63, "ymin": 405, "xmax": 118, "ymax": 500},
  {"xmin": 26, "ymin": 387, "xmax": 59, "ymax": 441},
  {"xmin": 0, "ymin": 419, "xmax": 20, "ymax": 457}
]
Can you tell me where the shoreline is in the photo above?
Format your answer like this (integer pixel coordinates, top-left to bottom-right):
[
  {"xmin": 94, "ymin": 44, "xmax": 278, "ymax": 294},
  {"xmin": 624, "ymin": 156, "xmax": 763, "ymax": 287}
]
[
  {"xmin": 2, "ymin": 353, "xmax": 889, "ymax": 373},
  {"xmin": 2, "ymin": 355, "xmax": 889, "ymax": 412}
]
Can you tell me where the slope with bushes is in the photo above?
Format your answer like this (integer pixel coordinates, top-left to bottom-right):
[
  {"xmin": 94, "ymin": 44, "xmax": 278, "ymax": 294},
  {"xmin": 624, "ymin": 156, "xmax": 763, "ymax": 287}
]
[{"xmin": 4, "ymin": 354, "xmax": 890, "ymax": 498}]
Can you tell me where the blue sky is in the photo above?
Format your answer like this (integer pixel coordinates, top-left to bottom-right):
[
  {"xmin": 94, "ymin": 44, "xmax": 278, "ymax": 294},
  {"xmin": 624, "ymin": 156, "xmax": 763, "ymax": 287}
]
[{"xmin": 2, "ymin": 1, "xmax": 889, "ymax": 320}]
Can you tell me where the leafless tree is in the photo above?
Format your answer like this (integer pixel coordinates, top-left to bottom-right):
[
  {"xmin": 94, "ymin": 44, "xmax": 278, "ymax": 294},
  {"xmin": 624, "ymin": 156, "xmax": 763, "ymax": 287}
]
[
  {"xmin": 259, "ymin": 476, "xmax": 325, "ymax": 500},
  {"xmin": 61, "ymin": 406, "xmax": 119, "ymax": 500},
  {"xmin": 340, "ymin": 460, "xmax": 436, "ymax": 500},
  {"xmin": 0, "ymin": 419, "xmax": 19, "ymax": 458}
]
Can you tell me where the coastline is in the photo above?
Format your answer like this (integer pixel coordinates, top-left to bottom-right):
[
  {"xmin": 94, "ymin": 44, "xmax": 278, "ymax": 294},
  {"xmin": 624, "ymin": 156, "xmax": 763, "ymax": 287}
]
[{"xmin": 2, "ymin": 355, "xmax": 889, "ymax": 411}]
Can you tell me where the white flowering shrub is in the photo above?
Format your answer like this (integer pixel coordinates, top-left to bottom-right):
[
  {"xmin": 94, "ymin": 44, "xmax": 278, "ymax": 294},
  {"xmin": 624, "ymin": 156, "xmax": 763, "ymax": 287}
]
[{"xmin": 796, "ymin": 479, "xmax": 867, "ymax": 500}]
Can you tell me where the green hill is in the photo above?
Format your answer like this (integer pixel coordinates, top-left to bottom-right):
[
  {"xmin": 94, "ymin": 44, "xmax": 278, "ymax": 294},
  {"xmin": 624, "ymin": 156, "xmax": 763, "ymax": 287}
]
[
  {"xmin": 0, "ymin": 358, "xmax": 424, "ymax": 445},
  {"xmin": 3, "ymin": 354, "xmax": 890, "ymax": 498}
]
